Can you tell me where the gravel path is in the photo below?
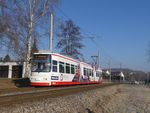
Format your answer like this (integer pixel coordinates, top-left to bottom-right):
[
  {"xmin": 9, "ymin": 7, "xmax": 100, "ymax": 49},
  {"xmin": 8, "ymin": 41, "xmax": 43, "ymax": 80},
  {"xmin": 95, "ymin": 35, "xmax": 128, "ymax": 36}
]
[{"xmin": 0, "ymin": 84, "xmax": 150, "ymax": 113}]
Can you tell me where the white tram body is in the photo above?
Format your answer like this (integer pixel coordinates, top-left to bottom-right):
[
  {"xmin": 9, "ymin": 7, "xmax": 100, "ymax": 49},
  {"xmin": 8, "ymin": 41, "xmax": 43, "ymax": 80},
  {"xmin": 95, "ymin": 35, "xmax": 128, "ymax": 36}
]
[{"xmin": 30, "ymin": 52, "xmax": 102, "ymax": 86}]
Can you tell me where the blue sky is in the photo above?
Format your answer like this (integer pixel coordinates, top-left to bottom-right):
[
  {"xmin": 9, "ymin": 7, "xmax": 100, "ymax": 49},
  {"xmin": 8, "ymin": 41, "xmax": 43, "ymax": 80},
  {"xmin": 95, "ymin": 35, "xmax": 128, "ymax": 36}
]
[
  {"xmin": 1, "ymin": 0, "xmax": 149, "ymax": 72},
  {"xmin": 53, "ymin": 0, "xmax": 150, "ymax": 71}
]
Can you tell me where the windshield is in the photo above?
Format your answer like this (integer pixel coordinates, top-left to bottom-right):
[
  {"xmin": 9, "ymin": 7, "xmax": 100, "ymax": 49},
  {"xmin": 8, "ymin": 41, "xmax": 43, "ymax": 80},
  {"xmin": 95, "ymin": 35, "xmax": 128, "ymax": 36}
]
[
  {"xmin": 32, "ymin": 62, "xmax": 51, "ymax": 72},
  {"xmin": 31, "ymin": 54, "xmax": 51, "ymax": 72}
]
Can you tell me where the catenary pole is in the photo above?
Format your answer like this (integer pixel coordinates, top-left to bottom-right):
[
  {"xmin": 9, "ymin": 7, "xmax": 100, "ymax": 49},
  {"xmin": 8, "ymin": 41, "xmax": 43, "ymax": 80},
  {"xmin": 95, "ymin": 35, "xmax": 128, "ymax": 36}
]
[
  {"xmin": 98, "ymin": 51, "xmax": 100, "ymax": 68},
  {"xmin": 109, "ymin": 59, "xmax": 111, "ymax": 82},
  {"xmin": 50, "ymin": 13, "xmax": 53, "ymax": 52}
]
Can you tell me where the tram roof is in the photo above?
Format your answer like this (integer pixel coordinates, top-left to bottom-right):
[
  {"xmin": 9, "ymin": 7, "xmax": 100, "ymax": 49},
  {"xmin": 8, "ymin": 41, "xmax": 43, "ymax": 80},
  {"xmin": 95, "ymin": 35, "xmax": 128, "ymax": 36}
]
[
  {"xmin": 34, "ymin": 52, "xmax": 80, "ymax": 63},
  {"xmin": 33, "ymin": 52, "xmax": 101, "ymax": 69}
]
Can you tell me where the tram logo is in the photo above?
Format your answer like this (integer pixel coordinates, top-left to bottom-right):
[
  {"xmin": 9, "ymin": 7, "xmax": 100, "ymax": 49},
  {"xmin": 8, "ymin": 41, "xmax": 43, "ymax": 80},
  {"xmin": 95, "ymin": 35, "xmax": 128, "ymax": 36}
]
[{"xmin": 51, "ymin": 76, "xmax": 59, "ymax": 80}]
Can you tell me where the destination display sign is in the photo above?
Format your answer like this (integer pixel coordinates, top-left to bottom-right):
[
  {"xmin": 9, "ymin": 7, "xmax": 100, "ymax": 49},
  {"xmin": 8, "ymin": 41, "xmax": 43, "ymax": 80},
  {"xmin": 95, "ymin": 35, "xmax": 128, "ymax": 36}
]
[{"xmin": 33, "ymin": 54, "xmax": 49, "ymax": 60}]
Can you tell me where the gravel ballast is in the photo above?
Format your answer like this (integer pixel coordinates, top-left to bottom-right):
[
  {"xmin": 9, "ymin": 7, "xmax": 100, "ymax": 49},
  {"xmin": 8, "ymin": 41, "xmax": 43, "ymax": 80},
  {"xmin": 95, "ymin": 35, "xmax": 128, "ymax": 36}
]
[{"xmin": 0, "ymin": 84, "xmax": 150, "ymax": 113}]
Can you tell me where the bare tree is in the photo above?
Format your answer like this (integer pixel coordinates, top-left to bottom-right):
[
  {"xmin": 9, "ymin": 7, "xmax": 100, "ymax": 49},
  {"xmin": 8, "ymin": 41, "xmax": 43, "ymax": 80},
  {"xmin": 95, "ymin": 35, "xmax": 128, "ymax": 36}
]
[
  {"xmin": 57, "ymin": 20, "xmax": 84, "ymax": 59},
  {"xmin": 3, "ymin": 54, "xmax": 11, "ymax": 62},
  {"xmin": 0, "ymin": 0, "xmax": 59, "ymax": 77},
  {"xmin": 31, "ymin": 38, "xmax": 38, "ymax": 56}
]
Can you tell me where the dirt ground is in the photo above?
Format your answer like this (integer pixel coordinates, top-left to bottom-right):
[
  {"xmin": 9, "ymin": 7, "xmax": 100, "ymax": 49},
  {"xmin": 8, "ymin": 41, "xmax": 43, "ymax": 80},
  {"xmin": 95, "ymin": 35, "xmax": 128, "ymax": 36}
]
[
  {"xmin": 0, "ymin": 84, "xmax": 150, "ymax": 113},
  {"xmin": 0, "ymin": 79, "xmax": 16, "ymax": 89}
]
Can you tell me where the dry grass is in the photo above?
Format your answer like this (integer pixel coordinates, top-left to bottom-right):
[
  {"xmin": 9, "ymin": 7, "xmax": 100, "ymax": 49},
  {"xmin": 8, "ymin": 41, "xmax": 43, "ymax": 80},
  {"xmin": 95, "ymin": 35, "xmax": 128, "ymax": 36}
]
[
  {"xmin": 0, "ymin": 78, "xmax": 31, "ymax": 90},
  {"xmin": 0, "ymin": 78, "xmax": 16, "ymax": 89}
]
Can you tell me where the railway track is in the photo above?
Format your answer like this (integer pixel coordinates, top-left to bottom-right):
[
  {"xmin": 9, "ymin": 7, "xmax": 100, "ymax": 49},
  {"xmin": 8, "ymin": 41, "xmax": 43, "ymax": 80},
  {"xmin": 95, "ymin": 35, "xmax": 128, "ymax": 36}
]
[{"xmin": 0, "ymin": 83, "xmax": 120, "ymax": 108}]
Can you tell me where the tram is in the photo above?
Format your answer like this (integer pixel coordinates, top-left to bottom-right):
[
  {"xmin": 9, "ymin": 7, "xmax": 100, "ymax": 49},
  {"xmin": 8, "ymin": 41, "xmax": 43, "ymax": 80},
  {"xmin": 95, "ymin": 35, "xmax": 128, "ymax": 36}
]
[{"xmin": 30, "ymin": 52, "xmax": 102, "ymax": 86}]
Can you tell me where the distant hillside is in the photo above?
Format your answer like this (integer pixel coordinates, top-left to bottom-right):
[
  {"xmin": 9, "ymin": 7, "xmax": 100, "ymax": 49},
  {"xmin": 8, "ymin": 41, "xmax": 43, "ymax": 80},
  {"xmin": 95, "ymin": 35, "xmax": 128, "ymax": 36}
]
[{"xmin": 110, "ymin": 68, "xmax": 149, "ymax": 81}]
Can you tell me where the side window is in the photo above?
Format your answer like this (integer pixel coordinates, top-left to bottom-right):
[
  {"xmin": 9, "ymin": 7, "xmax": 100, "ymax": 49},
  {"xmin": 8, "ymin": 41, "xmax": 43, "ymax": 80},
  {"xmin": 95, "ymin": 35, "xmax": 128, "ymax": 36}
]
[
  {"xmin": 84, "ymin": 68, "xmax": 86, "ymax": 76},
  {"xmin": 66, "ymin": 63, "xmax": 70, "ymax": 74},
  {"xmin": 71, "ymin": 64, "xmax": 75, "ymax": 74},
  {"xmin": 91, "ymin": 71, "xmax": 93, "ymax": 77},
  {"xmin": 88, "ymin": 69, "xmax": 91, "ymax": 76},
  {"xmin": 52, "ymin": 60, "xmax": 57, "ymax": 72},
  {"xmin": 99, "ymin": 72, "xmax": 101, "ymax": 77},
  {"xmin": 87, "ymin": 69, "xmax": 89, "ymax": 76},
  {"xmin": 89, "ymin": 69, "xmax": 92, "ymax": 76},
  {"xmin": 96, "ymin": 72, "xmax": 99, "ymax": 77},
  {"xmin": 75, "ymin": 65, "xmax": 78, "ymax": 73},
  {"xmin": 59, "ymin": 62, "xmax": 64, "ymax": 73}
]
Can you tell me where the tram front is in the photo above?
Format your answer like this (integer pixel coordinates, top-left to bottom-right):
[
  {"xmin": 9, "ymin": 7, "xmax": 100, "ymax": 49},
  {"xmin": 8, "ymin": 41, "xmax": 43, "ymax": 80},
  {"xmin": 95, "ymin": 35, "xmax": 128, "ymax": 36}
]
[{"xmin": 30, "ymin": 53, "xmax": 52, "ymax": 86}]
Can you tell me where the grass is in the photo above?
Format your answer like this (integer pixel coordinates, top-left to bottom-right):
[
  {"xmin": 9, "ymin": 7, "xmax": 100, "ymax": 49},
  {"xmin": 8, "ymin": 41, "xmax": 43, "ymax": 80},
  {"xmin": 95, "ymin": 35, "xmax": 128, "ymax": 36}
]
[
  {"xmin": 0, "ymin": 78, "xmax": 30, "ymax": 89},
  {"xmin": 0, "ymin": 78, "xmax": 16, "ymax": 89}
]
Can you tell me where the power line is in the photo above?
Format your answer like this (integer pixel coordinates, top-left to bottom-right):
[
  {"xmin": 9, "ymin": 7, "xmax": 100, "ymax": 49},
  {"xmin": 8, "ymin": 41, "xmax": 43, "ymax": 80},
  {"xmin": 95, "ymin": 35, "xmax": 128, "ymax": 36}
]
[
  {"xmin": 54, "ymin": 5, "xmax": 125, "ymax": 69},
  {"xmin": 54, "ymin": 5, "xmax": 102, "ymax": 39}
]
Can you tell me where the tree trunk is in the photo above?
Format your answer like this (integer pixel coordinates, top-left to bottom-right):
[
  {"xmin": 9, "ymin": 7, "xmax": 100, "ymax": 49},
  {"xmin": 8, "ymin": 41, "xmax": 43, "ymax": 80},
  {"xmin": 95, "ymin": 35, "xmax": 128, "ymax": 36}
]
[{"xmin": 24, "ymin": 0, "xmax": 35, "ymax": 78}]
